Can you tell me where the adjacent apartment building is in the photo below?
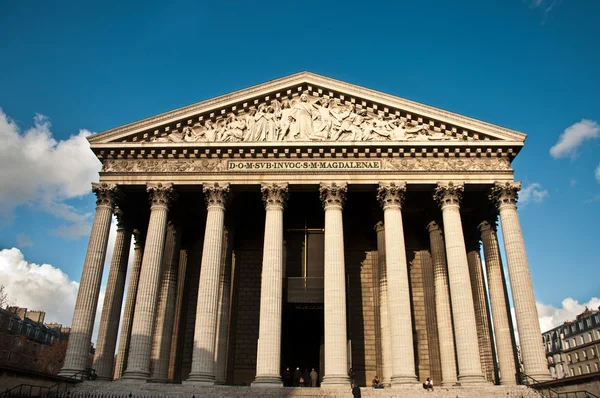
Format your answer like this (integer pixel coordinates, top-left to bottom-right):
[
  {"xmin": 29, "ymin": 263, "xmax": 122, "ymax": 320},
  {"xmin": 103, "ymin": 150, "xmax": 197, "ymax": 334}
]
[{"xmin": 543, "ymin": 307, "xmax": 600, "ymax": 379}]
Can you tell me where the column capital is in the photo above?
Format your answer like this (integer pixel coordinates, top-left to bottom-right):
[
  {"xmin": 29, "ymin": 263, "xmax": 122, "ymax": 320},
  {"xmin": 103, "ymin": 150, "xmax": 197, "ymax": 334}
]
[
  {"xmin": 490, "ymin": 182, "xmax": 521, "ymax": 210},
  {"xmin": 114, "ymin": 208, "xmax": 130, "ymax": 231},
  {"xmin": 374, "ymin": 221, "xmax": 385, "ymax": 233},
  {"xmin": 377, "ymin": 182, "xmax": 406, "ymax": 210},
  {"xmin": 133, "ymin": 228, "xmax": 146, "ymax": 248},
  {"xmin": 92, "ymin": 182, "xmax": 120, "ymax": 208},
  {"xmin": 426, "ymin": 220, "xmax": 442, "ymax": 233},
  {"xmin": 478, "ymin": 220, "xmax": 498, "ymax": 233},
  {"xmin": 147, "ymin": 183, "xmax": 177, "ymax": 209},
  {"xmin": 203, "ymin": 182, "xmax": 230, "ymax": 209},
  {"xmin": 260, "ymin": 183, "xmax": 289, "ymax": 210},
  {"xmin": 319, "ymin": 182, "xmax": 347, "ymax": 210},
  {"xmin": 434, "ymin": 182, "xmax": 464, "ymax": 209}
]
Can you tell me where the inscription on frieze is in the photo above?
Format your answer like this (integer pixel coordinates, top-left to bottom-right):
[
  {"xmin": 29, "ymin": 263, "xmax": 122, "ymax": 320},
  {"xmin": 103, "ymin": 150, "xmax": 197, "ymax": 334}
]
[{"xmin": 103, "ymin": 157, "xmax": 511, "ymax": 173}]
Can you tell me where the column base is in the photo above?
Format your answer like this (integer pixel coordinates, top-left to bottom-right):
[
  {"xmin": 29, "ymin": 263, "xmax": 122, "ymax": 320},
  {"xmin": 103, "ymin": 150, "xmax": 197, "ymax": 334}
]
[
  {"xmin": 184, "ymin": 372, "xmax": 215, "ymax": 385},
  {"xmin": 391, "ymin": 374, "xmax": 419, "ymax": 386},
  {"xmin": 525, "ymin": 371, "xmax": 552, "ymax": 383},
  {"xmin": 58, "ymin": 368, "xmax": 86, "ymax": 380},
  {"xmin": 458, "ymin": 373, "xmax": 489, "ymax": 385},
  {"xmin": 120, "ymin": 370, "xmax": 150, "ymax": 381},
  {"xmin": 321, "ymin": 375, "xmax": 350, "ymax": 387},
  {"xmin": 251, "ymin": 375, "xmax": 283, "ymax": 387}
]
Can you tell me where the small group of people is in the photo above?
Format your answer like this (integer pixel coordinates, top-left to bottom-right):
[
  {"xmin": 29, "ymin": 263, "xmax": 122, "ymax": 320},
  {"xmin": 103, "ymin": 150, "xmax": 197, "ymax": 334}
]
[{"xmin": 282, "ymin": 367, "xmax": 319, "ymax": 387}]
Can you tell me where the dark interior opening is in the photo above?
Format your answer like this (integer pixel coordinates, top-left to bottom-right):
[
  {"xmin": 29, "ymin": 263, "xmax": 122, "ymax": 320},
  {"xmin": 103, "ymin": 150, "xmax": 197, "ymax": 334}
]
[{"xmin": 281, "ymin": 303, "xmax": 324, "ymax": 383}]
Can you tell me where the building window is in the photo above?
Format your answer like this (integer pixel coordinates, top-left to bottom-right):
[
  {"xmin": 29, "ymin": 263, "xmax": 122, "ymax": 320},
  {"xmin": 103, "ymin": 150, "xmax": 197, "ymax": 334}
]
[
  {"xmin": 570, "ymin": 368, "xmax": 575, "ymax": 376},
  {"xmin": 592, "ymin": 347, "xmax": 597, "ymax": 357},
  {"xmin": 586, "ymin": 364, "xmax": 591, "ymax": 374},
  {"xmin": 579, "ymin": 321, "xmax": 584, "ymax": 330},
  {"xmin": 588, "ymin": 333, "xmax": 593, "ymax": 343},
  {"xmin": 595, "ymin": 363, "xmax": 599, "ymax": 372},
  {"xmin": 567, "ymin": 354, "xmax": 572, "ymax": 363},
  {"xmin": 582, "ymin": 350, "xmax": 587, "ymax": 359},
  {"xmin": 575, "ymin": 352, "xmax": 579, "ymax": 362},
  {"xmin": 580, "ymin": 336, "xmax": 585, "ymax": 345},
  {"xmin": 565, "ymin": 340, "xmax": 570, "ymax": 349},
  {"xmin": 587, "ymin": 318, "xmax": 592, "ymax": 327}
]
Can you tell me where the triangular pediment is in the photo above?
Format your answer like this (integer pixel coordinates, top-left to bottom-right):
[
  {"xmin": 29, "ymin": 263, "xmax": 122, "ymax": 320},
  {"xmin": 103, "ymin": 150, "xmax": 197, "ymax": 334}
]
[{"xmin": 88, "ymin": 72, "xmax": 526, "ymax": 148}]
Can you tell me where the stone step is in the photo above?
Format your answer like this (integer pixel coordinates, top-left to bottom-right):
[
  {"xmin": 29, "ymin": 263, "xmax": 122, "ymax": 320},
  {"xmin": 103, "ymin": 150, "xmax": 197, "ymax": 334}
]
[{"xmin": 66, "ymin": 381, "xmax": 543, "ymax": 398}]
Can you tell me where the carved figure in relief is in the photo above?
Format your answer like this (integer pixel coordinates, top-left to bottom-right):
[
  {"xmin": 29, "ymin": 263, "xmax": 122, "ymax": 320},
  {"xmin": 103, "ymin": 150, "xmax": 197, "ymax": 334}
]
[
  {"xmin": 289, "ymin": 93, "xmax": 314, "ymax": 141},
  {"xmin": 144, "ymin": 92, "xmax": 481, "ymax": 143}
]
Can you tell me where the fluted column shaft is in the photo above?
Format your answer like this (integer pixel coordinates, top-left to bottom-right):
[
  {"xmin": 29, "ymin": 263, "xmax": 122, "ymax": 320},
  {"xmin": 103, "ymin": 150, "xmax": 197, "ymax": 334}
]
[
  {"xmin": 60, "ymin": 183, "xmax": 118, "ymax": 378},
  {"xmin": 150, "ymin": 222, "xmax": 181, "ymax": 382},
  {"xmin": 479, "ymin": 221, "xmax": 517, "ymax": 385},
  {"xmin": 466, "ymin": 241, "xmax": 496, "ymax": 383},
  {"xmin": 94, "ymin": 211, "xmax": 132, "ymax": 380},
  {"xmin": 214, "ymin": 229, "xmax": 232, "ymax": 384},
  {"xmin": 434, "ymin": 183, "xmax": 486, "ymax": 384},
  {"xmin": 377, "ymin": 183, "xmax": 417, "ymax": 385},
  {"xmin": 253, "ymin": 183, "xmax": 288, "ymax": 387},
  {"xmin": 491, "ymin": 183, "xmax": 550, "ymax": 381},
  {"xmin": 427, "ymin": 221, "xmax": 458, "ymax": 386},
  {"xmin": 187, "ymin": 183, "xmax": 230, "ymax": 384},
  {"xmin": 375, "ymin": 222, "xmax": 392, "ymax": 386},
  {"xmin": 114, "ymin": 231, "xmax": 144, "ymax": 379},
  {"xmin": 122, "ymin": 183, "xmax": 176, "ymax": 380},
  {"xmin": 168, "ymin": 250, "xmax": 188, "ymax": 382},
  {"xmin": 320, "ymin": 183, "xmax": 350, "ymax": 387}
]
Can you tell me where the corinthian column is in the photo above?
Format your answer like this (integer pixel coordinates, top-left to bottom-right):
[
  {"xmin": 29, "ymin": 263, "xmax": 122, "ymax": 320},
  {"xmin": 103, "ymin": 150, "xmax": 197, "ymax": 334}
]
[
  {"xmin": 465, "ymin": 236, "xmax": 496, "ymax": 383},
  {"xmin": 478, "ymin": 220, "xmax": 517, "ymax": 385},
  {"xmin": 377, "ymin": 183, "xmax": 417, "ymax": 385},
  {"xmin": 375, "ymin": 222, "xmax": 392, "ymax": 387},
  {"xmin": 434, "ymin": 182, "xmax": 486, "ymax": 384},
  {"xmin": 214, "ymin": 229, "xmax": 232, "ymax": 385},
  {"xmin": 319, "ymin": 182, "xmax": 350, "ymax": 387},
  {"xmin": 150, "ymin": 221, "xmax": 182, "ymax": 382},
  {"xmin": 59, "ymin": 183, "xmax": 119, "ymax": 378},
  {"xmin": 122, "ymin": 183, "xmax": 177, "ymax": 380},
  {"xmin": 253, "ymin": 183, "xmax": 288, "ymax": 387},
  {"xmin": 426, "ymin": 221, "xmax": 457, "ymax": 386},
  {"xmin": 187, "ymin": 183, "xmax": 230, "ymax": 384},
  {"xmin": 490, "ymin": 182, "xmax": 550, "ymax": 381},
  {"xmin": 94, "ymin": 209, "xmax": 132, "ymax": 380},
  {"xmin": 114, "ymin": 229, "xmax": 145, "ymax": 379}
]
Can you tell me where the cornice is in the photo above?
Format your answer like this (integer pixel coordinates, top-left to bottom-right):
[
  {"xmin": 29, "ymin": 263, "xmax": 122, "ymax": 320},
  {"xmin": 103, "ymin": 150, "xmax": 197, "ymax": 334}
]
[{"xmin": 88, "ymin": 71, "xmax": 526, "ymax": 145}]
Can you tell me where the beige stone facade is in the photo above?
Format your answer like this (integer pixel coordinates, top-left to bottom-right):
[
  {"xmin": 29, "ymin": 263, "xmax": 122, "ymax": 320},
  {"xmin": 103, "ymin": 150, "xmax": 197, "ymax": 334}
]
[{"xmin": 60, "ymin": 72, "xmax": 550, "ymax": 388}]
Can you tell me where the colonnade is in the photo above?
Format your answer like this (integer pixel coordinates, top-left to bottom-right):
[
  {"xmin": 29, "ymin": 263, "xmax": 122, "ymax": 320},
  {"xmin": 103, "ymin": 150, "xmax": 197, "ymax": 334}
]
[{"xmin": 59, "ymin": 181, "xmax": 551, "ymax": 387}]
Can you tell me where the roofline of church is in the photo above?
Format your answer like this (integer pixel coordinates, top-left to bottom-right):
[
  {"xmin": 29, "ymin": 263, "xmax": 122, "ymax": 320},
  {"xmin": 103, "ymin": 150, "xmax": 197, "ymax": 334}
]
[{"xmin": 88, "ymin": 71, "xmax": 527, "ymax": 144}]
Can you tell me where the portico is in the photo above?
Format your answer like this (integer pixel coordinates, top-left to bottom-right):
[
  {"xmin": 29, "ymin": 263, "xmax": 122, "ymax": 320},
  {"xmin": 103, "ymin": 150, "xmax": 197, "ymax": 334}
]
[{"xmin": 60, "ymin": 72, "xmax": 551, "ymax": 388}]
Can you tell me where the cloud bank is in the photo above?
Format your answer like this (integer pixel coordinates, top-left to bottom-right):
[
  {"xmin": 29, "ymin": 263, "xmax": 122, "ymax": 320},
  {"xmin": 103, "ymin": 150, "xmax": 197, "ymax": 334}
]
[
  {"xmin": 550, "ymin": 119, "xmax": 600, "ymax": 159},
  {"xmin": 0, "ymin": 108, "xmax": 101, "ymax": 237}
]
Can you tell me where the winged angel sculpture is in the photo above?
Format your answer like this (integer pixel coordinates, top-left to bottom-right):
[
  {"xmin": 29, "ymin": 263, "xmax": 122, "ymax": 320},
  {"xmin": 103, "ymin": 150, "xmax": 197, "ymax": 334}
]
[{"xmin": 152, "ymin": 94, "xmax": 454, "ymax": 143}]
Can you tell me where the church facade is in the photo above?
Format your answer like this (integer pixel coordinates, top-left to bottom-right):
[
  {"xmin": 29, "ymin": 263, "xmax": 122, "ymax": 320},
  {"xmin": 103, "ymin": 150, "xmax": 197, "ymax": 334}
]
[{"xmin": 59, "ymin": 72, "xmax": 551, "ymax": 388}]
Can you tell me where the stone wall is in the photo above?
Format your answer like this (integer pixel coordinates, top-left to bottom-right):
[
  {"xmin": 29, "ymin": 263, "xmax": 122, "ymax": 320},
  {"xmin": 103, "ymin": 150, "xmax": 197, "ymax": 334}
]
[
  {"xmin": 347, "ymin": 250, "xmax": 378, "ymax": 387},
  {"xmin": 230, "ymin": 249, "xmax": 262, "ymax": 385}
]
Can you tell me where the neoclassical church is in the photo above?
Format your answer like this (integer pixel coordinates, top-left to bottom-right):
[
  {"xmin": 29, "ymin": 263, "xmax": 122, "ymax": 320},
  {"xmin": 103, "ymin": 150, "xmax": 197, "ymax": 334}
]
[{"xmin": 59, "ymin": 72, "xmax": 551, "ymax": 388}]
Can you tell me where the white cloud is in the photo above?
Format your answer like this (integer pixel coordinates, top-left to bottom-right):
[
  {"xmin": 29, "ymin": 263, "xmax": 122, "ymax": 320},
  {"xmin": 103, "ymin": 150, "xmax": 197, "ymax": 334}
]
[
  {"xmin": 0, "ymin": 108, "xmax": 101, "ymax": 234},
  {"xmin": 0, "ymin": 247, "xmax": 79, "ymax": 325},
  {"xmin": 519, "ymin": 182, "xmax": 548, "ymax": 205},
  {"xmin": 537, "ymin": 297, "xmax": 600, "ymax": 333},
  {"xmin": 595, "ymin": 163, "xmax": 600, "ymax": 183},
  {"xmin": 16, "ymin": 233, "xmax": 33, "ymax": 248},
  {"xmin": 549, "ymin": 119, "xmax": 600, "ymax": 159}
]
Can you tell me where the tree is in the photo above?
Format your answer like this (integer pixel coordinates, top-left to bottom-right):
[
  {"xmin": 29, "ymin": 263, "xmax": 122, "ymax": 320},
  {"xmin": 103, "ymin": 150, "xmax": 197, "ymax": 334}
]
[{"xmin": 0, "ymin": 284, "xmax": 12, "ymax": 309}]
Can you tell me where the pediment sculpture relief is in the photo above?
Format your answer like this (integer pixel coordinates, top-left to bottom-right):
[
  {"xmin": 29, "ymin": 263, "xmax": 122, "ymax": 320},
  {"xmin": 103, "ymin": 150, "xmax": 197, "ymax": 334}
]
[{"xmin": 151, "ymin": 94, "xmax": 475, "ymax": 144}]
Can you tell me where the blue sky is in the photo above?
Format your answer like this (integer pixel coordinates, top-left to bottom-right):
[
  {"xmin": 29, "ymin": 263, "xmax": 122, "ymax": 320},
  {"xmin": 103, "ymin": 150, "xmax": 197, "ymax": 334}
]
[{"xmin": 0, "ymin": 1, "xmax": 598, "ymax": 333}]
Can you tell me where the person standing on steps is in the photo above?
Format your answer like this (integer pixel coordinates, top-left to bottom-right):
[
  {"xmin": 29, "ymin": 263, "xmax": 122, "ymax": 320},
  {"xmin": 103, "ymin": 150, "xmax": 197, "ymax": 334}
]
[
  {"xmin": 352, "ymin": 383, "xmax": 362, "ymax": 398},
  {"xmin": 293, "ymin": 367, "xmax": 302, "ymax": 387},
  {"xmin": 348, "ymin": 367, "xmax": 356, "ymax": 386},
  {"xmin": 310, "ymin": 368, "xmax": 318, "ymax": 387}
]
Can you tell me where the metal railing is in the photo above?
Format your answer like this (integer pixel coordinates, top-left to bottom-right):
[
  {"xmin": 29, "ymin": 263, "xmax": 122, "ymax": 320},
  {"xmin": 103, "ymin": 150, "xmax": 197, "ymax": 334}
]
[
  {"xmin": 1, "ymin": 368, "xmax": 93, "ymax": 398},
  {"xmin": 520, "ymin": 372, "xmax": 599, "ymax": 398}
]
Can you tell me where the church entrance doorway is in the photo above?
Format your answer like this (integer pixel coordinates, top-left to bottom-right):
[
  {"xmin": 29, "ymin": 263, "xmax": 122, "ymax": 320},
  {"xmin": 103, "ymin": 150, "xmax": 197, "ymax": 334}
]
[{"xmin": 281, "ymin": 303, "xmax": 324, "ymax": 383}]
